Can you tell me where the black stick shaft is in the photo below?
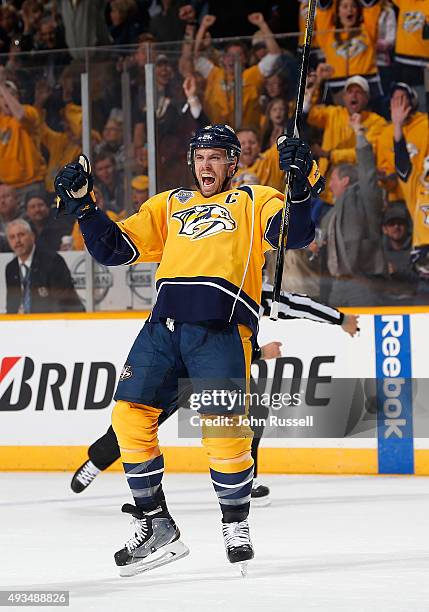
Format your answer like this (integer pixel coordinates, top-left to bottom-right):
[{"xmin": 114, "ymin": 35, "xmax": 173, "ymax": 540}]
[{"xmin": 270, "ymin": 0, "xmax": 317, "ymax": 319}]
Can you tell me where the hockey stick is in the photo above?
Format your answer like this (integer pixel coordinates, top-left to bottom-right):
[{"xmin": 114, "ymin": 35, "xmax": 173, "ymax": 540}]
[{"xmin": 270, "ymin": 0, "xmax": 317, "ymax": 320}]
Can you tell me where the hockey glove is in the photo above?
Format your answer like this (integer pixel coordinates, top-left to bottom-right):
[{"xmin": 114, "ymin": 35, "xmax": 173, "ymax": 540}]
[
  {"xmin": 54, "ymin": 154, "xmax": 97, "ymax": 219},
  {"xmin": 277, "ymin": 136, "xmax": 325, "ymax": 197}
]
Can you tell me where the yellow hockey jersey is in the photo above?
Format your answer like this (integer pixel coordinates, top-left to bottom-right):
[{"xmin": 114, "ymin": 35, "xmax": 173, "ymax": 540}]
[
  {"xmin": 375, "ymin": 112, "xmax": 428, "ymax": 203},
  {"xmin": 81, "ymin": 185, "xmax": 315, "ymax": 334},
  {"xmin": 316, "ymin": 2, "xmax": 381, "ymax": 85},
  {"xmin": 393, "ymin": 0, "xmax": 429, "ymax": 66},
  {"xmin": 412, "ymin": 180, "xmax": 429, "ymax": 247},
  {"xmin": 399, "ymin": 164, "xmax": 429, "ymax": 247}
]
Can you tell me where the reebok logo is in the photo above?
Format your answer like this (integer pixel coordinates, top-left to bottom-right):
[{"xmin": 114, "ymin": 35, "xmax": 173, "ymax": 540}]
[
  {"xmin": 375, "ymin": 314, "xmax": 414, "ymax": 474},
  {"xmin": 380, "ymin": 316, "xmax": 406, "ymax": 438}
]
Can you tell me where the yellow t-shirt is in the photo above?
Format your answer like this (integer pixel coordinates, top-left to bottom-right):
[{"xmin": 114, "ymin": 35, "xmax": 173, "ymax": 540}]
[
  {"xmin": 393, "ymin": 0, "xmax": 429, "ymax": 66},
  {"xmin": 0, "ymin": 106, "xmax": 46, "ymax": 188},
  {"xmin": 200, "ymin": 63, "xmax": 265, "ymax": 132},
  {"xmin": 316, "ymin": 2, "xmax": 381, "ymax": 85},
  {"xmin": 307, "ymin": 104, "xmax": 386, "ymax": 203}
]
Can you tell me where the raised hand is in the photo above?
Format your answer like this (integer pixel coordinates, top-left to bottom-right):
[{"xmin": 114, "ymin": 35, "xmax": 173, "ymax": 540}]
[
  {"xmin": 277, "ymin": 136, "xmax": 326, "ymax": 196},
  {"xmin": 183, "ymin": 74, "xmax": 197, "ymax": 99},
  {"xmin": 391, "ymin": 94, "xmax": 411, "ymax": 128},
  {"xmin": 54, "ymin": 155, "xmax": 97, "ymax": 218},
  {"xmin": 200, "ymin": 14, "xmax": 216, "ymax": 30},
  {"xmin": 278, "ymin": 137, "xmax": 313, "ymax": 177},
  {"xmin": 349, "ymin": 112, "xmax": 363, "ymax": 134},
  {"xmin": 247, "ymin": 12, "xmax": 265, "ymax": 28}
]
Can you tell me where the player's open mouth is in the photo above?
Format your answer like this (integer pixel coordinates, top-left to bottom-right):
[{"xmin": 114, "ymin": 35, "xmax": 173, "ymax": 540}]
[{"xmin": 202, "ymin": 175, "xmax": 216, "ymax": 186}]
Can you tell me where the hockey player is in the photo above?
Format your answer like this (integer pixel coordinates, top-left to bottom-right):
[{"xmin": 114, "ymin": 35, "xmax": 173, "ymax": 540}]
[
  {"xmin": 54, "ymin": 124, "xmax": 324, "ymax": 576},
  {"xmin": 70, "ymin": 288, "xmax": 359, "ymax": 507}
]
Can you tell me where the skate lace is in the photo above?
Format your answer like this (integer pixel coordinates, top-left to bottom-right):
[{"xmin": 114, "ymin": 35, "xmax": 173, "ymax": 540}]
[
  {"xmin": 76, "ymin": 462, "xmax": 99, "ymax": 486},
  {"xmin": 125, "ymin": 517, "xmax": 149, "ymax": 553},
  {"xmin": 222, "ymin": 520, "xmax": 250, "ymax": 549}
]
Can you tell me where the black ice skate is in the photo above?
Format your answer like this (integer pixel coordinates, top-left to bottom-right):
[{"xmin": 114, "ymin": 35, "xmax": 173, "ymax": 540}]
[
  {"xmin": 70, "ymin": 460, "xmax": 100, "ymax": 493},
  {"xmin": 251, "ymin": 479, "xmax": 271, "ymax": 507},
  {"xmin": 114, "ymin": 503, "xmax": 189, "ymax": 577},
  {"xmin": 222, "ymin": 518, "xmax": 254, "ymax": 577}
]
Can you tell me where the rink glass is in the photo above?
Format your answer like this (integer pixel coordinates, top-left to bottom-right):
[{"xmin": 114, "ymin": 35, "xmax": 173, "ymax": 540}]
[{"xmin": 0, "ymin": 29, "xmax": 421, "ymax": 313}]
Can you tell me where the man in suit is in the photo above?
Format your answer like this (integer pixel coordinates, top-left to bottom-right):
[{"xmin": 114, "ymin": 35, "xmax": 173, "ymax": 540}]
[{"xmin": 5, "ymin": 218, "xmax": 84, "ymax": 314}]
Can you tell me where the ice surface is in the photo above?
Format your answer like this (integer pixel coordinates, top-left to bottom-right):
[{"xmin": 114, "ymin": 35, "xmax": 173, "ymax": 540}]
[{"xmin": 2, "ymin": 472, "xmax": 429, "ymax": 612}]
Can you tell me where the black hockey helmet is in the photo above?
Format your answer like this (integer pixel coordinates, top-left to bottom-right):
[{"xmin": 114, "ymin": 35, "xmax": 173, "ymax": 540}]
[{"xmin": 188, "ymin": 124, "xmax": 241, "ymax": 190}]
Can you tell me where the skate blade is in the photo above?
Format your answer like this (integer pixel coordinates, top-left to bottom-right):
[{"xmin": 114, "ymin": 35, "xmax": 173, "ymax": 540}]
[
  {"xmin": 239, "ymin": 562, "xmax": 248, "ymax": 578},
  {"xmin": 119, "ymin": 540, "xmax": 190, "ymax": 577},
  {"xmin": 251, "ymin": 495, "xmax": 271, "ymax": 508}
]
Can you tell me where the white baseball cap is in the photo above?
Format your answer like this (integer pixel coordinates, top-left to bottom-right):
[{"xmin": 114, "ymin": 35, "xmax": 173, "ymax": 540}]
[{"xmin": 344, "ymin": 75, "xmax": 370, "ymax": 95}]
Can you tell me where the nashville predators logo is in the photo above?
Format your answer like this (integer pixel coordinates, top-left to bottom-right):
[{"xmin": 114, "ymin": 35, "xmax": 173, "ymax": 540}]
[
  {"xmin": 172, "ymin": 204, "xmax": 236, "ymax": 240},
  {"xmin": 333, "ymin": 37, "xmax": 367, "ymax": 60},
  {"xmin": 403, "ymin": 11, "xmax": 425, "ymax": 33}
]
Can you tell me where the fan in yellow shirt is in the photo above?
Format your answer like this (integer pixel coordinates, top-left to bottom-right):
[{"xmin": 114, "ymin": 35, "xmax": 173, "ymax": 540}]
[
  {"xmin": 233, "ymin": 128, "xmax": 285, "ymax": 192},
  {"xmin": 374, "ymin": 84, "xmax": 425, "ymax": 202},
  {"xmin": 393, "ymin": 85, "xmax": 429, "ymax": 252},
  {"xmin": 394, "ymin": 155, "xmax": 429, "ymax": 287},
  {"xmin": 0, "ymin": 76, "xmax": 46, "ymax": 189},
  {"xmin": 305, "ymin": 73, "xmax": 386, "ymax": 203},
  {"xmin": 41, "ymin": 103, "xmax": 101, "ymax": 193},
  {"xmin": 193, "ymin": 13, "xmax": 281, "ymax": 133},
  {"xmin": 316, "ymin": 0, "xmax": 382, "ymax": 97},
  {"xmin": 393, "ymin": 0, "xmax": 429, "ymax": 72}
]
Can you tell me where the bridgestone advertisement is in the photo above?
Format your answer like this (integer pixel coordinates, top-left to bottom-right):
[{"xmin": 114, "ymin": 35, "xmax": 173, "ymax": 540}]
[{"xmin": 1, "ymin": 313, "xmax": 428, "ymax": 476}]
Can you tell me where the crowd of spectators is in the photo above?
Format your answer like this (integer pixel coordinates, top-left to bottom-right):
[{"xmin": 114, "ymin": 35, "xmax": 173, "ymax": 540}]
[{"xmin": 1, "ymin": 0, "xmax": 429, "ymax": 311}]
